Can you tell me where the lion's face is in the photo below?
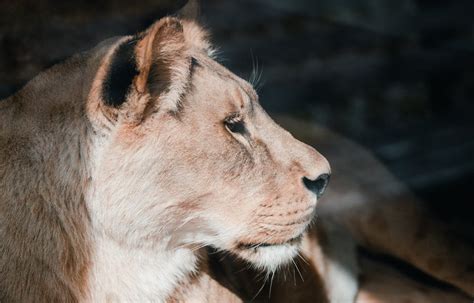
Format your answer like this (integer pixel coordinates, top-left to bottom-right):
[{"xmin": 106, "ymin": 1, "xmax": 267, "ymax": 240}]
[{"xmin": 88, "ymin": 18, "xmax": 330, "ymax": 272}]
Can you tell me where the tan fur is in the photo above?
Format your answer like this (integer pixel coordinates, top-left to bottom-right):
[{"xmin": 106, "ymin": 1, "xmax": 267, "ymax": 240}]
[
  {"xmin": 2, "ymin": 10, "xmax": 473, "ymax": 303},
  {"xmin": 171, "ymin": 116, "xmax": 474, "ymax": 302},
  {"xmin": 0, "ymin": 17, "xmax": 329, "ymax": 302},
  {"xmin": 0, "ymin": 49, "xmax": 105, "ymax": 302}
]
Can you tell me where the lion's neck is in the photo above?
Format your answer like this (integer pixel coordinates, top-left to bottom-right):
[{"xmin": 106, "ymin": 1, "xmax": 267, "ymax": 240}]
[
  {"xmin": 87, "ymin": 234, "xmax": 199, "ymax": 302},
  {"xmin": 0, "ymin": 94, "xmax": 94, "ymax": 301}
]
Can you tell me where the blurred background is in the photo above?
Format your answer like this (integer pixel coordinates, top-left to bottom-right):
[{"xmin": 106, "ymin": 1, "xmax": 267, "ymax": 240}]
[{"xmin": 1, "ymin": 0, "xmax": 473, "ymax": 238}]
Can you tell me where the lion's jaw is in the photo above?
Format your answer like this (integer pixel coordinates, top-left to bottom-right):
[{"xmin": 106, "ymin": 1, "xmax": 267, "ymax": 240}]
[{"xmin": 83, "ymin": 17, "xmax": 330, "ymax": 300}]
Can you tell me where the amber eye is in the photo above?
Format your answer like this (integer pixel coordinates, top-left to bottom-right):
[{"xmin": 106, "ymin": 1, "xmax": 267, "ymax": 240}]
[{"xmin": 224, "ymin": 115, "xmax": 246, "ymax": 134}]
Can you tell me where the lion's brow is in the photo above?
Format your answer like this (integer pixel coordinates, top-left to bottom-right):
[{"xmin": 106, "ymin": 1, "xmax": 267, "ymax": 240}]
[{"xmin": 237, "ymin": 88, "xmax": 256, "ymax": 115}]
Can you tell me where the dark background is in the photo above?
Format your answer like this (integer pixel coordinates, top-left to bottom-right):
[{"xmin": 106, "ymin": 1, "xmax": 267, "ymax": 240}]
[{"xmin": 1, "ymin": 0, "xmax": 473, "ymax": 238}]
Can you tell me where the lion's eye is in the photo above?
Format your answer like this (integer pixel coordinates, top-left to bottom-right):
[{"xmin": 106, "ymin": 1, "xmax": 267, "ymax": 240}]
[{"xmin": 224, "ymin": 116, "xmax": 246, "ymax": 134}]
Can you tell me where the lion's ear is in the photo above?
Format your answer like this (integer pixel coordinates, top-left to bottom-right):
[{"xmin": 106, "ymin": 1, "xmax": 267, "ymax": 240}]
[
  {"xmin": 102, "ymin": 17, "xmax": 187, "ymax": 110},
  {"xmin": 178, "ymin": 0, "xmax": 200, "ymax": 21},
  {"xmin": 134, "ymin": 17, "xmax": 187, "ymax": 95}
]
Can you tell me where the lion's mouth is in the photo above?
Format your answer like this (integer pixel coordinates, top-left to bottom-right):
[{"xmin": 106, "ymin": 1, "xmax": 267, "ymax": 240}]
[{"xmin": 237, "ymin": 234, "xmax": 303, "ymax": 250}]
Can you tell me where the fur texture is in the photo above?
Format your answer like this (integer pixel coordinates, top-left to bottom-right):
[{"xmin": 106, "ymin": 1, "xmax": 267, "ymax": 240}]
[
  {"xmin": 0, "ymin": 17, "xmax": 330, "ymax": 302},
  {"xmin": 2, "ymin": 9, "xmax": 473, "ymax": 303}
]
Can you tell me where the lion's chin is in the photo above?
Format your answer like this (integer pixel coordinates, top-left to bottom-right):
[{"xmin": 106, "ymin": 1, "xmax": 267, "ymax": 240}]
[{"xmin": 233, "ymin": 237, "xmax": 302, "ymax": 273}]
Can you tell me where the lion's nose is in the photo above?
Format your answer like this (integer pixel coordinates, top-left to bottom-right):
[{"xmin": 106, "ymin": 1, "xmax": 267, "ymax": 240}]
[{"xmin": 303, "ymin": 174, "xmax": 330, "ymax": 198}]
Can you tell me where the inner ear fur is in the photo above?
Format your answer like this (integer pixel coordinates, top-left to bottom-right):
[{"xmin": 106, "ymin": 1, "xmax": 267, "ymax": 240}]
[{"xmin": 101, "ymin": 17, "xmax": 189, "ymax": 116}]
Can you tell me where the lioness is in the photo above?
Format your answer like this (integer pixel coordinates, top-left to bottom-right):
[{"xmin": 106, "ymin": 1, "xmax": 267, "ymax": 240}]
[
  {"xmin": 0, "ymin": 8, "xmax": 334, "ymax": 302},
  {"xmin": 1, "ymin": 2, "xmax": 474, "ymax": 303}
]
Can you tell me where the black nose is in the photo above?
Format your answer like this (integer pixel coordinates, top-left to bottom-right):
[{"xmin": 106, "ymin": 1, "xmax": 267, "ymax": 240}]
[{"xmin": 303, "ymin": 174, "xmax": 330, "ymax": 198}]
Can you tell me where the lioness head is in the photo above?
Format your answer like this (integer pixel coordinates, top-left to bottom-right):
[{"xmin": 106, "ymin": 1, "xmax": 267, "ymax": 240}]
[{"xmin": 87, "ymin": 17, "xmax": 330, "ymax": 272}]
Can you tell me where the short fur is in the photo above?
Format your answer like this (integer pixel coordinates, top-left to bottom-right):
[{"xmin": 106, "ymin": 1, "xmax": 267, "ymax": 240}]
[
  {"xmin": 0, "ymin": 16, "xmax": 330, "ymax": 302},
  {"xmin": 2, "ymin": 8, "xmax": 474, "ymax": 303}
]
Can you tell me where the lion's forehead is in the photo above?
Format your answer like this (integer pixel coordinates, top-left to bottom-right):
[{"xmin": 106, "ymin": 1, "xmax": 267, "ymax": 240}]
[{"xmin": 189, "ymin": 55, "xmax": 258, "ymax": 110}]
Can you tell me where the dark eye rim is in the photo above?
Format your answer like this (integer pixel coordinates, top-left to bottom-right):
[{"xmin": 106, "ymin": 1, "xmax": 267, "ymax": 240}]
[{"xmin": 224, "ymin": 114, "xmax": 246, "ymax": 134}]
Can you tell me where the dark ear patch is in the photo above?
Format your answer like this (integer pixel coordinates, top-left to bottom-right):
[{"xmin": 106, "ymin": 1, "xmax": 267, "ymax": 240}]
[{"xmin": 102, "ymin": 38, "xmax": 139, "ymax": 107}]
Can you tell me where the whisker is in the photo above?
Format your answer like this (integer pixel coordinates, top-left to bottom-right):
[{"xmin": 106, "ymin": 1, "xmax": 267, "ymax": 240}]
[
  {"xmin": 249, "ymin": 50, "xmax": 264, "ymax": 92},
  {"xmin": 251, "ymin": 271, "xmax": 270, "ymax": 301},
  {"xmin": 292, "ymin": 258, "xmax": 305, "ymax": 282},
  {"xmin": 296, "ymin": 251, "xmax": 310, "ymax": 266},
  {"xmin": 209, "ymin": 46, "xmax": 227, "ymax": 62},
  {"xmin": 268, "ymin": 270, "xmax": 275, "ymax": 299},
  {"xmin": 292, "ymin": 265, "xmax": 297, "ymax": 286},
  {"xmin": 250, "ymin": 232, "xmax": 279, "ymax": 250}
]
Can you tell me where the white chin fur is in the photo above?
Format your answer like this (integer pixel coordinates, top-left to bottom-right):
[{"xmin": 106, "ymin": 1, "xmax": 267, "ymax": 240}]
[{"xmin": 246, "ymin": 243, "xmax": 300, "ymax": 273}]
